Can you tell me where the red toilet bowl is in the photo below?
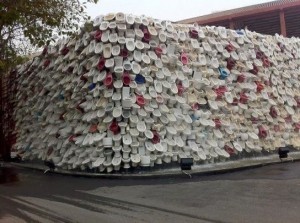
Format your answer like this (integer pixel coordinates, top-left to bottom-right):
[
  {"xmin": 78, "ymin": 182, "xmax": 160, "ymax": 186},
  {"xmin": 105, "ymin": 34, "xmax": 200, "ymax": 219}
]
[
  {"xmin": 151, "ymin": 131, "xmax": 160, "ymax": 144},
  {"xmin": 94, "ymin": 30, "xmax": 102, "ymax": 42},
  {"xmin": 97, "ymin": 57, "xmax": 105, "ymax": 71},
  {"xmin": 122, "ymin": 72, "xmax": 131, "ymax": 86},
  {"xmin": 136, "ymin": 95, "xmax": 145, "ymax": 107},
  {"xmin": 104, "ymin": 73, "xmax": 113, "ymax": 88},
  {"xmin": 258, "ymin": 126, "xmax": 267, "ymax": 139},
  {"xmin": 180, "ymin": 52, "xmax": 189, "ymax": 65},
  {"xmin": 109, "ymin": 120, "xmax": 120, "ymax": 135}
]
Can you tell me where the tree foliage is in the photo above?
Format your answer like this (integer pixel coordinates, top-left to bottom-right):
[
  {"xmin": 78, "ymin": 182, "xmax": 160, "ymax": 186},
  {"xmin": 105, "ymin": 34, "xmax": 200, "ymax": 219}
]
[{"xmin": 0, "ymin": 0, "xmax": 98, "ymax": 72}]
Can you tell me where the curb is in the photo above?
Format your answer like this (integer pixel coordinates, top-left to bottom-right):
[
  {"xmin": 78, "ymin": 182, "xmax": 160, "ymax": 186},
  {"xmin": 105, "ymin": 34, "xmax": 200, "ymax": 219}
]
[{"xmin": 2, "ymin": 152, "xmax": 300, "ymax": 179}]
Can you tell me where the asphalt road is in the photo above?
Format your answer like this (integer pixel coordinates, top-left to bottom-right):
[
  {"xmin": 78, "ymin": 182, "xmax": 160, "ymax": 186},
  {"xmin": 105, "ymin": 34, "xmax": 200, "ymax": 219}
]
[{"xmin": 1, "ymin": 162, "xmax": 300, "ymax": 223}]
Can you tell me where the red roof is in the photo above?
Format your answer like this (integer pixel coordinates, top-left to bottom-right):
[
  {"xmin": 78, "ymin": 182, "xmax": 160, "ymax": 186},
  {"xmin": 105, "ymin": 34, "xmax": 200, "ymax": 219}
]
[{"xmin": 177, "ymin": 0, "xmax": 300, "ymax": 24}]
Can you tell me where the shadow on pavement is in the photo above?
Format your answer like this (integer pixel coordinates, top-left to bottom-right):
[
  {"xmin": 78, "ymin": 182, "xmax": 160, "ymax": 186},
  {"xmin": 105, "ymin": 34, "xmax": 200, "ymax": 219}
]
[
  {"xmin": 1, "ymin": 161, "xmax": 300, "ymax": 222},
  {"xmin": 0, "ymin": 166, "xmax": 19, "ymax": 184}
]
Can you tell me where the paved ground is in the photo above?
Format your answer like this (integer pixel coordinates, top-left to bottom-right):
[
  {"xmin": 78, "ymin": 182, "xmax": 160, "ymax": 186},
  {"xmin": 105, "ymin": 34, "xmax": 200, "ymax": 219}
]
[{"xmin": 1, "ymin": 162, "xmax": 300, "ymax": 223}]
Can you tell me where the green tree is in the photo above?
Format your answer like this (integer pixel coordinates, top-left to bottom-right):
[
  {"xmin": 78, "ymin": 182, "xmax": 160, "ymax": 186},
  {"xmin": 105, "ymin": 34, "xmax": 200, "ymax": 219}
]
[
  {"xmin": 0, "ymin": 0, "xmax": 98, "ymax": 72},
  {"xmin": 0, "ymin": 0, "xmax": 98, "ymax": 161}
]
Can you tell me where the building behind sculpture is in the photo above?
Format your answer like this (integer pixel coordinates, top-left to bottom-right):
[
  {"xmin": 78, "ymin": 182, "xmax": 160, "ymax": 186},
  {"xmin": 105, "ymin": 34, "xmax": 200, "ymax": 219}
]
[{"xmin": 177, "ymin": 0, "xmax": 300, "ymax": 38}]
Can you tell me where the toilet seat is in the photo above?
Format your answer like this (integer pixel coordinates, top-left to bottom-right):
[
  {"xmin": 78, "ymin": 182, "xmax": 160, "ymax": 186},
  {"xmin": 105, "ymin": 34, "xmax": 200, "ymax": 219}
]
[{"xmin": 122, "ymin": 134, "xmax": 132, "ymax": 145}]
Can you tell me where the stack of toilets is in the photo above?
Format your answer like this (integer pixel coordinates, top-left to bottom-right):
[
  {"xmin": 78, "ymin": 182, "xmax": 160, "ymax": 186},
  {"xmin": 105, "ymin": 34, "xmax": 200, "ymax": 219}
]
[{"xmin": 12, "ymin": 12, "xmax": 300, "ymax": 172}]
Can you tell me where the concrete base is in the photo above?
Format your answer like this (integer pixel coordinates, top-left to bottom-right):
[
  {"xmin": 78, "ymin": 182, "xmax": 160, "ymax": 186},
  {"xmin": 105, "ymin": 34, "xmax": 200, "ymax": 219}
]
[{"xmin": 2, "ymin": 152, "xmax": 300, "ymax": 179}]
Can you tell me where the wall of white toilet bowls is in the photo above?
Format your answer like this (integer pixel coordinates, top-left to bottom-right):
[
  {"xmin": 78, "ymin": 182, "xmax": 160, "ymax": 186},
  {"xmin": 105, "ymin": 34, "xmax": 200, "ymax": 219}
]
[{"xmin": 12, "ymin": 12, "xmax": 300, "ymax": 173}]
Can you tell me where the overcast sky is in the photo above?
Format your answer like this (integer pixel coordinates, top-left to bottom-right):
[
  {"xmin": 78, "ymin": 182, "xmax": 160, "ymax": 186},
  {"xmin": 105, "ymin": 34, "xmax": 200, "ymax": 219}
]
[{"xmin": 86, "ymin": 0, "xmax": 272, "ymax": 22}]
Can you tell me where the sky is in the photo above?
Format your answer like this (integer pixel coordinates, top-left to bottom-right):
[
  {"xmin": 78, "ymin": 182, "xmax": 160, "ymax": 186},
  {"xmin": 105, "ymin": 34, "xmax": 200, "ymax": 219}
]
[{"xmin": 85, "ymin": 0, "xmax": 272, "ymax": 22}]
